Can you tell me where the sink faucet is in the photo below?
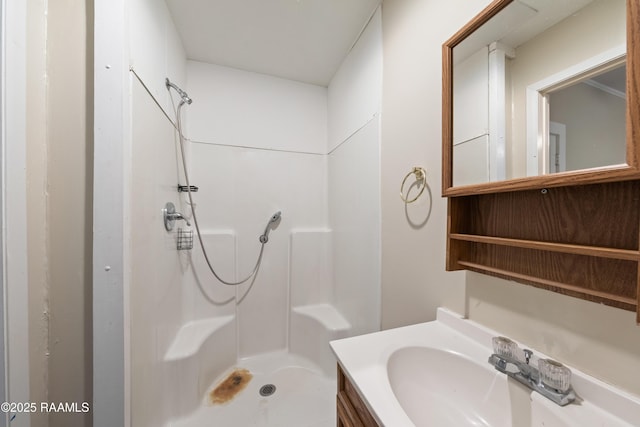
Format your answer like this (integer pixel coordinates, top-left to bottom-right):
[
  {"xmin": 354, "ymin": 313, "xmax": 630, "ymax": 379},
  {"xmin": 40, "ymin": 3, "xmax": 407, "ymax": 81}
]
[{"xmin": 488, "ymin": 336, "xmax": 577, "ymax": 406}]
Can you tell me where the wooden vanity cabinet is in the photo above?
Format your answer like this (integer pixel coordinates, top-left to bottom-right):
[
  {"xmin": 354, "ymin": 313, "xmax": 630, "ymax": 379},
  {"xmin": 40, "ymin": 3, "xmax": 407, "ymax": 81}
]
[{"xmin": 336, "ymin": 364, "xmax": 379, "ymax": 427}]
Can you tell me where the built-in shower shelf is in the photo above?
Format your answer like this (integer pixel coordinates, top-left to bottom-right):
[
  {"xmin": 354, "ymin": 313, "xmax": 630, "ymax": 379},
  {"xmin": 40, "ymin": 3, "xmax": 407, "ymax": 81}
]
[
  {"xmin": 164, "ymin": 315, "xmax": 234, "ymax": 362},
  {"xmin": 292, "ymin": 304, "xmax": 351, "ymax": 333}
]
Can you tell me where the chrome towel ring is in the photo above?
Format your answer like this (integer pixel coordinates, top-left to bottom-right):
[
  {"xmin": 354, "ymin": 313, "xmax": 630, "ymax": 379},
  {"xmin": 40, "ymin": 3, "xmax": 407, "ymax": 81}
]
[{"xmin": 400, "ymin": 167, "xmax": 427, "ymax": 203}]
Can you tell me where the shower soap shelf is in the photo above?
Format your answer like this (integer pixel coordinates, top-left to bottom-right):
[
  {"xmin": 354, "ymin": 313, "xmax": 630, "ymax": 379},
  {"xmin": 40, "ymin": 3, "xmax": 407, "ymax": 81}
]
[
  {"xmin": 178, "ymin": 185, "xmax": 198, "ymax": 193},
  {"xmin": 164, "ymin": 316, "xmax": 234, "ymax": 362},
  {"xmin": 177, "ymin": 228, "xmax": 193, "ymax": 251}
]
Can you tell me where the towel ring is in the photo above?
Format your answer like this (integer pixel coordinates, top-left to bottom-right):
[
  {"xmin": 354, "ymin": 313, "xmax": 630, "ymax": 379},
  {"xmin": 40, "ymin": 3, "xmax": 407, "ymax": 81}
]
[{"xmin": 400, "ymin": 167, "xmax": 427, "ymax": 203}]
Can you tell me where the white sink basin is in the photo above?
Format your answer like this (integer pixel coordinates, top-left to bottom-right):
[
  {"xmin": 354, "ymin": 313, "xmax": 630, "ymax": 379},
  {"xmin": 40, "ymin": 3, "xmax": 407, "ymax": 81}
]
[
  {"xmin": 387, "ymin": 346, "xmax": 512, "ymax": 426},
  {"xmin": 330, "ymin": 308, "xmax": 640, "ymax": 427}
]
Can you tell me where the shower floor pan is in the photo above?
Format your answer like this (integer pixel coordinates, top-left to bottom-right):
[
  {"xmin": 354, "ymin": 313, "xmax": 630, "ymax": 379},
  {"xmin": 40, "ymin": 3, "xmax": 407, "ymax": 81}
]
[{"xmin": 170, "ymin": 350, "xmax": 336, "ymax": 427}]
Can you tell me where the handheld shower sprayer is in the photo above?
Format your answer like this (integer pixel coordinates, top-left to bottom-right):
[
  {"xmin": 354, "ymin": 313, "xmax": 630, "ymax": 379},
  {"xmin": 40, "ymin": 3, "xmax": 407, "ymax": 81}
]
[
  {"xmin": 167, "ymin": 72, "xmax": 279, "ymax": 287},
  {"xmin": 259, "ymin": 211, "xmax": 282, "ymax": 243},
  {"xmin": 166, "ymin": 78, "xmax": 192, "ymax": 105}
]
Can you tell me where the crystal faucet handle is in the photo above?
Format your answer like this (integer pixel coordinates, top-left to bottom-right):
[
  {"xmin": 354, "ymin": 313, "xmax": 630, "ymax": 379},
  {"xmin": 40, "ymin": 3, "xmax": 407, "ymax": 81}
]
[
  {"xmin": 538, "ymin": 358, "xmax": 572, "ymax": 392},
  {"xmin": 492, "ymin": 336, "xmax": 519, "ymax": 359}
]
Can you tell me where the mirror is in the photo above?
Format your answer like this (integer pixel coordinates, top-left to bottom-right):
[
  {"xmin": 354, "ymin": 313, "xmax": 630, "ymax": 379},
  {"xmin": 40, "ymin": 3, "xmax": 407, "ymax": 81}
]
[
  {"xmin": 540, "ymin": 63, "xmax": 626, "ymax": 175},
  {"xmin": 443, "ymin": 0, "xmax": 640, "ymax": 194}
]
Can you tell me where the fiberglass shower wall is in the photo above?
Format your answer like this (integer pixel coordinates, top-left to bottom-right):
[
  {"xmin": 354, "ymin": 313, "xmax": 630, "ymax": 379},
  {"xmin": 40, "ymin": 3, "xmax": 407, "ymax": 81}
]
[
  {"xmin": 328, "ymin": 7, "xmax": 382, "ymax": 337},
  {"xmin": 184, "ymin": 6, "xmax": 382, "ymax": 359},
  {"xmin": 129, "ymin": 0, "xmax": 189, "ymax": 426},
  {"xmin": 185, "ymin": 61, "xmax": 330, "ymax": 357}
]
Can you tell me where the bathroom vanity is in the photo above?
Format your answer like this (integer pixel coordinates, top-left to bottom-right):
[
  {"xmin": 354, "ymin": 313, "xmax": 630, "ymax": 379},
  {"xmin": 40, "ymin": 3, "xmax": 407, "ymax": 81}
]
[
  {"xmin": 336, "ymin": 365, "xmax": 379, "ymax": 427},
  {"xmin": 331, "ymin": 308, "xmax": 640, "ymax": 427}
]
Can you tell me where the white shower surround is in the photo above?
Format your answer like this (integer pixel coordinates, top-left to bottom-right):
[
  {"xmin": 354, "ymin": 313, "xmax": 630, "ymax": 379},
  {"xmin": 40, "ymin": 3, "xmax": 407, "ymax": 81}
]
[{"xmin": 128, "ymin": 0, "xmax": 382, "ymax": 425}]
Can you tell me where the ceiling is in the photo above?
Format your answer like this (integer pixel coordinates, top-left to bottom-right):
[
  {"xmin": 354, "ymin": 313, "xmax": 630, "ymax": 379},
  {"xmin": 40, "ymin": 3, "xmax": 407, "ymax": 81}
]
[
  {"xmin": 455, "ymin": 0, "xmax": 594, "ymax": 64},
  {"xmin": 590, "ymin": 65, "xmax": 626, "ymax": 94},
  {"xmin": 164, "ymin": 0, "xmax": 381, "ymax": 87}
]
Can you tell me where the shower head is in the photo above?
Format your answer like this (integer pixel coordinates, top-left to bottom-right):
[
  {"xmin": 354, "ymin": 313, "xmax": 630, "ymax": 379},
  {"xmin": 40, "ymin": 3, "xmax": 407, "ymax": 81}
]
[
  {"xmin": 259, "ymin": 211, "xmax": 282, "ymax": 244},
  {"xmin": 166, "ymin": 78, "xmax": 193, "ymax": 105}
]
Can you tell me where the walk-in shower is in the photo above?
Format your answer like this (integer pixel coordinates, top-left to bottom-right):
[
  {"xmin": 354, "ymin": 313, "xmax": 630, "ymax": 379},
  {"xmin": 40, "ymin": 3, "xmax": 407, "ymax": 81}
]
[
  {"xmin": 125, "ymin": 2, "xmax": 382, "ymax": 426},
  {"xmin": 153, "ymin": 74, "xmax": 352, "ymax": 427}
]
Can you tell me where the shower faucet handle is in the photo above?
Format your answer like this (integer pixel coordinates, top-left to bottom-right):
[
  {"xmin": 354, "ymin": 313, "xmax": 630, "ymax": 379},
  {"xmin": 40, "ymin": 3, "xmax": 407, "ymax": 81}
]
[{"xmin": 163, "ymin": 202, "xmax": 190, "ymax": 231}]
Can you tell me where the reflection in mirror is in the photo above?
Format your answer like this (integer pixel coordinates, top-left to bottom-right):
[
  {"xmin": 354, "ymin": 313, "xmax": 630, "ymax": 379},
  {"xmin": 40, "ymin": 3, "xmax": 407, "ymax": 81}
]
[
  {"xmin": 452, "ymin": 0, "xmax": 626, "ymax": 187},
  {"xmin": 541, "ymin": 63, "xmax": 626, "ymax": 174}
]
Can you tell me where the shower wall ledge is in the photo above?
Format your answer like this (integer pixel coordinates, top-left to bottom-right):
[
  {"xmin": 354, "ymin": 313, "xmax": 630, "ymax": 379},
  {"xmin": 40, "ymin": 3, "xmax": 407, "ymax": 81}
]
[
  {"xmin": 164, "ymin": 315, "xmax": 234, "ymax": 361},
  {"xmin": 292, "ymin": 304, "xmax": 351, "ymax": 333},
  {"xmin": 290, "ymin": 303, "xmax": 351, "ymax": 375}
]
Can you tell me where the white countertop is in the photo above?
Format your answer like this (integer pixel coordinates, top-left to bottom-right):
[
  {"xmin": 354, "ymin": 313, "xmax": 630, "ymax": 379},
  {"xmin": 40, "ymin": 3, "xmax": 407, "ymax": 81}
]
[{"xmin": 330, "ymin": 308, "xmax": 640, "ymax": 427}]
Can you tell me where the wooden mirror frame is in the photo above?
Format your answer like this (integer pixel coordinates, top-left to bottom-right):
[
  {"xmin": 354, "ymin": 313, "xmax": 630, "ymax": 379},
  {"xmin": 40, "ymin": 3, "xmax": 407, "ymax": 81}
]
[
  {"xmin": 442, "ymin": 0, "xmax": 640, "ymax": 197},
  {"xmin": 444, "ymin": 0, "xmax": 640, "ymax": 323}
]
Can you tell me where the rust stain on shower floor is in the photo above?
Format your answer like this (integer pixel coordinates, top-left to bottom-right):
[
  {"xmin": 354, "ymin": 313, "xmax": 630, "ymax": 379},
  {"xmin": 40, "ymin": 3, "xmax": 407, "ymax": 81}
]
[{"xmin": 209, "ymin": 368, "xmax": 253, "ymax": 405}]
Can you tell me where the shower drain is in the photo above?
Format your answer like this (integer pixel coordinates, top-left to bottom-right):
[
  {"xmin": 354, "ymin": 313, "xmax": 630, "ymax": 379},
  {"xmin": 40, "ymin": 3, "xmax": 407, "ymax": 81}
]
[{"xmin": 259, "ymin": 384, "xmax": 276, "ymax": 397}]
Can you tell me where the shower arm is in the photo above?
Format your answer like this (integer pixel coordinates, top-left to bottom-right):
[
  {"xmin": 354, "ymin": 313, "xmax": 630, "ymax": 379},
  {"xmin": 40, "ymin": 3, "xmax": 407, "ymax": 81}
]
[{"xmin": 165, "ymin": 78, "xmax": 192, "ymax": 105}]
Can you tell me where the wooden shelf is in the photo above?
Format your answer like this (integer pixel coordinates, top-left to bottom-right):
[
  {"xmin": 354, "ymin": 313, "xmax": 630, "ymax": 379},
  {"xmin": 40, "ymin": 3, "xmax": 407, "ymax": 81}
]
[
  {"xmin": 450, "ymin": 234, "xmax": 640, "ymax": 261},
  {"xmin": 458, "ymin": 261, "xmax": 638, "ymax": 308},
  {"xmin": 446, "ymin": 180, "xmax": 640, "ymax": 322}
]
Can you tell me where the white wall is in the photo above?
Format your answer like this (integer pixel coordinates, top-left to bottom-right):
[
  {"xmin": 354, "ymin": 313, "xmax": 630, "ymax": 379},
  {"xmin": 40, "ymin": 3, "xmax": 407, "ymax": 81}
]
[
  {"xmin": 328, "ymin": 7, "xmax": 382, "ymax": 335},
  {"xmin": 6, "ymin": 0, "xmax": 31, "ymax": 426},
  {"xmin": 186, "ymin": 61, "xmax": 329, "ymax": 358},
  {"xmin": 381, "ymin": 0, "xmax": 640, "ymax": 399},
  {"xmin": 128, "ymin": 0, "xmax": 188, "ymax": 425},
  {"xmin": 381, "ymin": 0, "xmax": 477, "ymax": 329},
  {"xmin": 466, "ymin": 273, "xmax": 640, "ymax": 397},
  {"xmin": 452, "ymin": 47, "xmax": 490, "ymax": 186},
  {"xmin": 549, "ymin": 81, "xmax": 626, "ymax": 171},
  {"xmin": 188, "ymin": 62, "xmax": 327, "ymax": 154},
  {"xmin": 328, "ymin": 7, "xmax": 382, "ymax": 151},
  {"xmin": 94, "ymin": 0, "xmax": 129, "ymax": 423},
  {"xmin": 508, "ymin": 0, "xmax": 625, "ymax": 178}
]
